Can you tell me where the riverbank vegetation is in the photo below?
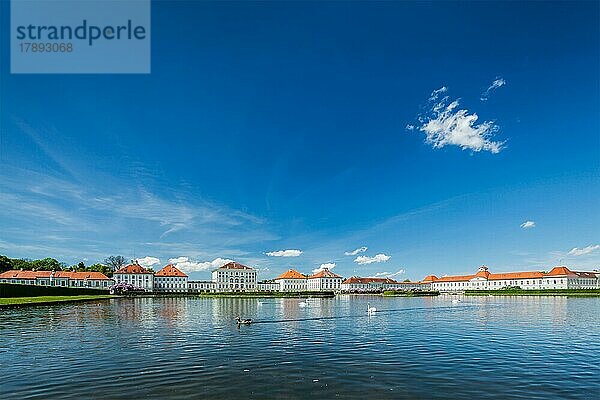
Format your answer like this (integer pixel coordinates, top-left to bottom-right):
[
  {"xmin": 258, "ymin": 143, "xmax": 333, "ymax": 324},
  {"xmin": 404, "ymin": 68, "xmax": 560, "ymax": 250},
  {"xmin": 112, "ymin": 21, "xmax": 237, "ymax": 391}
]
[
  {"xmin": 0, "ymin": 254, "xmax": 133, "ymax": 277},
  {"xmin": 0, "ymin": 295, "xmax": 118, "ymax": 307},
  {"xmin": 465, "ymin": 289, "xmax": 600, "ymax": 296},
  {"xmin": 383, "ymin": 290, "xmax": 440, "ymax": 297}
]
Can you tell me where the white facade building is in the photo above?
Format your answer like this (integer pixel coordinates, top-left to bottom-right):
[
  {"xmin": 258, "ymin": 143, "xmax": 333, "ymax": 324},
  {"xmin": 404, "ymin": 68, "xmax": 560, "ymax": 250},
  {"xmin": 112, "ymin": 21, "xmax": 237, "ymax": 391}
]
[
  {"xmin": 427, "ymin": 266, "xmax": 600, "ymax": 292},
  {"xmin": 256, "ymin": 281, "xmax": 280, "ymax": 291},
  {"xmin": 188, "ymin": 281, "xmax": 217, "ymax": 293},
  {"xmin": 0, "ymin": 270, "xmax": 113, "ymax": 288},
  {"xmin": 154, "ymin": 264, "xmax": 188, "ymax": 293},
  {"xmin": 307, "ymin": 268, "xmax": 343, "ymax": 291},
  {"xmin": 211, "ymin": 262, "xmax": 257, "ymax": 292},
  {"xmin": 274, "ymin": 269, "xmax": 308, "ymax": 292},
  {"xmin": 340, "ymin": 277, "xmax": 402, "ymax": 292},
  {"xmin": 113, "ymin": 262, "xmax": 155, "ymax": 291}
]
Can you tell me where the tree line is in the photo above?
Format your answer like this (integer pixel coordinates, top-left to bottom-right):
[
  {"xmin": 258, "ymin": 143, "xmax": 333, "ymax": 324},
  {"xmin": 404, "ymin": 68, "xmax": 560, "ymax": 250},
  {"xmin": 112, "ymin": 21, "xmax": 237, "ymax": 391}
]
[{"xmin": 0, "ymin": 255, "xmax": 131, "ymax": 277}]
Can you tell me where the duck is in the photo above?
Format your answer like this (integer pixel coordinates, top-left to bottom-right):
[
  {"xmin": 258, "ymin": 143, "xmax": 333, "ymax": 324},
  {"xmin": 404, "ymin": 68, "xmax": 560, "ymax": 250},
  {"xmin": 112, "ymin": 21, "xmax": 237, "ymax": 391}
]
[
  {"xmin": 367, "ymin": 303, "xmax": 377, "ymax": 314},
  {"xmin": 235, "ymin": 316, "xmax": 252, "ymax": 325},
  {"xmin": 299, "ymin": 301, "xmax": 308, "ymax": 307}
]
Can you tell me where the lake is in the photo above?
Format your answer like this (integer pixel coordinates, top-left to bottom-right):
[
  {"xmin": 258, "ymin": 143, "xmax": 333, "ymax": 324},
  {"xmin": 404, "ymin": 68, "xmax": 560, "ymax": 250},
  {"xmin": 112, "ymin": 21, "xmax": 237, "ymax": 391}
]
[{"xmin": 1, "ymin": 295, "xmax": 599, "ymax": 399}]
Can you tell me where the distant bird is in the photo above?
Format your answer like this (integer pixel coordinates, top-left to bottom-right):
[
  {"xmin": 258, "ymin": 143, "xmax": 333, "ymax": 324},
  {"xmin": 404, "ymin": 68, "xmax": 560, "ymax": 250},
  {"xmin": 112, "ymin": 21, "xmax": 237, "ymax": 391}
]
[
  {"xmin": 235, "ymin": 316, "xmax": 252, "ymax": 325},
  {"xmin": 452, "ymin": 299, "xmax": 462, "ymax": 304},
  {"xmin": 299, "ymin": 301, "xmax": 308, "ymax": 307},
  {"xmin": 257, "ymin": 301, "xmax": 263, "ymax": 306},
  {"xmin": 367, "ymin": 303, "xmax": 377, "ymax": 314}
]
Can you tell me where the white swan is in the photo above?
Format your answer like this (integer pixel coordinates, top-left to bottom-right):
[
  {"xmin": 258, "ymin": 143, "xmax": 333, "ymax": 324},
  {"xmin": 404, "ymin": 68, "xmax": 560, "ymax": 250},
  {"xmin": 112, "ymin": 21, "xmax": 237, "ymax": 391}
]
[
  {"xmin": 367, "ymin": 303, "xmax": 377, "ymax": 314},
  {"xmin": 452, "ymin": 299, "xmax": 462, "ymax": 304},
  {"xmin": 299, "ymin": 301, "xmax": 308, "ymax": 307}
]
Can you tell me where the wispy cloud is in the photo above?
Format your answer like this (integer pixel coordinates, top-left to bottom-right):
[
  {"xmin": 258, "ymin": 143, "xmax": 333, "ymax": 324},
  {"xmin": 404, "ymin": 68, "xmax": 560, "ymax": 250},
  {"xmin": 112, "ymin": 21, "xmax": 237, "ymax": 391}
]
[
  {"xmin": 168, "ymin": 256, "xmax": 234, "ymax": 272},
  {"xmin": 480, "ymin": 77, "xmax": 506, "ymax": 101},
  {"xmin": 344, "ymin": 246, "xmax": 367, "ymax": 256},
  {"xmin": 0, "ymin": 165, "xmax": 277, "ymax": 265},
  {"xmin": 520, "ymin": 220, "xmax": 536, "ymax": 229},
  {"xmin": 568, "ymin": 245, "xmax": 600, "ymax": 257},
  {"xmin": 137, "ymin": 256, "xmax": 161, "ymax": 267},
  {"xmin": 374, "ymin": 269, "xmax": 405, "ymax": 278},
  {"xmin": 265, "ymin": 249, "xmax": 302, "ymax": 257},
  {"xmin": 408, "ymin": 86, "xmax": 504, "ymax": 153},
  {"xmin": 312, "ymin": 262, "xmax": 336, "ymax": 274},
  {"xmin": 354, "ymin": 253, "xmax": 391, "ymax": 265}
]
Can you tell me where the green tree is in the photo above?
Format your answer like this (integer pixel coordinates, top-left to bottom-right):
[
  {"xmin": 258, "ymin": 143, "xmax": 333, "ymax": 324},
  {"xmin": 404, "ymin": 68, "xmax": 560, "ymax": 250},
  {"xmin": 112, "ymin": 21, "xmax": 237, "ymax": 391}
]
[
  {"xmin": 88, "ymin": 263, "xmax": 112, "ymax": 277},
  {"xmin": 31, "ymin": 258, "xmax": 62, "ymax": 271},
  {"xmin": 11, "ymin": 258, "xmax": 33, "ymax": 270},
  {"xmin": 0, "ymin": 255, "xmax": 13, "ymax": 273}
]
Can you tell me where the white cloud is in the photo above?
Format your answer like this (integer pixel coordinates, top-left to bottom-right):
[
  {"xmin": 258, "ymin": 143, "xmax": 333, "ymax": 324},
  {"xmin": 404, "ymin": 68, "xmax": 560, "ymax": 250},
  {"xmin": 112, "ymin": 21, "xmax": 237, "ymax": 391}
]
[
  {"xmin": 520, "ymin": 220, "xmax": 536, "ymax": 229},
  {"xmin": 480, "ymin": 77, "xmax": 506, "ymax": 101},
  {"xmin": 568, "ymin": 245, "xmax": 600, "ymax": 257},
  {"xmin": 374, "ymin": 269, "xmax": 406, "ymax": 278},
  {"xmin": 410, "ymin": 87, "xmax": 504, "ymax": 154},
  {"xmin": 345, "ymin": 246, "xmax": 368, "ymax": 256},
  {"xmin": 137, "ymin": 256, "xmax": 161, "ymax": 268},
  {"xmin": 265, "ymin": 249, "xmax": 302, "ymax": 257},
  {"xmin": 354, "ymin": 253, "xmax": 391, "ymax": 265},
  {"xmin": 429, "ymin": 86, "xmax": 448, "ymax": 101},
  {"xmin": 312, "ymin": 262, "xmax": 336, "ymax": 274},
  {"xmin": 168, "ymin": 256, "xmax": 234, "ymax": 272}
]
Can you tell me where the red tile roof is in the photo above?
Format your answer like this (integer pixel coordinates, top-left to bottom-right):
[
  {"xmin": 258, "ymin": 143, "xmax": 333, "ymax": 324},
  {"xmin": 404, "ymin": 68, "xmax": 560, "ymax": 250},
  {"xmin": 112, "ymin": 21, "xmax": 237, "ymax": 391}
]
[
  {"xmin": 342, "ymin": 277, "xmax": 399, "ymax": 285},
  {"xmin": 489, "ymin": 271, "xmax": 544, "ymax": 280},
  {"xmin": 275, "ymin": 269, "xmax": 307, "ymax": 279},
  {"xmin": 115, "ymin": 263, "xmax": 153, "ymax": 274},
  {"xmin": 218, "ymin": 262, "xmax": 253, "ymax": 270},
  {"xmin": 308, "ymin": 269, "xmax": 342, "ymax": 279},
  {"xmin": 0, "ymin": 270, "xmax": 111, "ymax": 280},
  {"xmin": 420, "ymin": 266, "xmax": 596, "ymax": 283},
  {"xmin": 435, "ymin": 274, "xmax": 475, "ymax": 282},
  {"xmin": 545, "ymin": 266, "xmax": 577, "ymax": 277},
  {"xmin": 155, "ymin": 264, "xmax": 188, "ymax": 277}
]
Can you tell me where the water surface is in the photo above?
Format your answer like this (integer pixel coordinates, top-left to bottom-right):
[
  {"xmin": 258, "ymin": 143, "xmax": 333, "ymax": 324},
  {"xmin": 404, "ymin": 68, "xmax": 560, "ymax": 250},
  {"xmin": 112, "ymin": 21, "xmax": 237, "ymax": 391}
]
[{"xmin": 1, "ymin": 295, "xmax": 599, "ymax": 399}]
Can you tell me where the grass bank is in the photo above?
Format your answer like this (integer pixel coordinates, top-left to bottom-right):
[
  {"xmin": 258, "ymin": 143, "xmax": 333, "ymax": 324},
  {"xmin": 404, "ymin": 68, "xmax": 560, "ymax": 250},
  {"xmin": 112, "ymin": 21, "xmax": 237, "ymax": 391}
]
[
  {"xmin": 197, "ymin": 291, "xmax": 336, "ymax": 298},
  {"xmin": 383, "ymin": 290, "xmax": 440, "ymax": 297},
  {"xmin": 465, "ymin": 289, "xmax": 600, "ymax": 296},
  {"xmin": 0, "ymin": 295, "xmax": 119, "ymax": 307}
]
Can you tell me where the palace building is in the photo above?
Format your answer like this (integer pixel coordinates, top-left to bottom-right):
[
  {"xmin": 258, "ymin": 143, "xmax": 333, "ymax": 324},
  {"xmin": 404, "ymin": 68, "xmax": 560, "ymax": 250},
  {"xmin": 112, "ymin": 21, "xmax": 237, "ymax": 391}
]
[
  {"xmin": 425, "ymin": 265, "xmax": 600, "ymax": 292},
  {"xmin": 154, "ymin": 264, "xmax": 188, "ymax": 293},
  {"xmin": 307, "ymin": 268, "xmax": 343, "ymax": 291},
  {"xmin": 340, "ymin": 277, "xmax": 423, "ymax": 292},
  {"xmin": 113, "ymin": 262, "xmax": 155, "ymax": 291},
  {"xmin": 274, "ymin": 269, "xmax": 308, "ymax": 292},
  {"xmin": 211, "ymin": 262, "xmax": 257, "ymax": 292},
  {"xmin": 0, "ymin": 270, "xmax": 113, "ymax": 288}
]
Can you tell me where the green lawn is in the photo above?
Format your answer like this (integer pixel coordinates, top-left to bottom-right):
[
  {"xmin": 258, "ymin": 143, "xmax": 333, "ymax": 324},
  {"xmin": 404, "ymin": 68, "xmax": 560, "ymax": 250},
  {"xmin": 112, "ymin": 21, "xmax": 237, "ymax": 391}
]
[{"xmin": 0, "ymin": 295, "xmax": 118, "ymax": 307}]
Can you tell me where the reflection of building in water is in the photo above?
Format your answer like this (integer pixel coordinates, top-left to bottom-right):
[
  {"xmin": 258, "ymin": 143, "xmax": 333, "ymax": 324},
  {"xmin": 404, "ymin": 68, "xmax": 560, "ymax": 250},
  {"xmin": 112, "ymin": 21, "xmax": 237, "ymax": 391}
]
[
  {"xmin": 154, "ymin": 264, "xmax": 188, "ymax": 293},
  {"xmin": 426, "ymin": 266, "xmax": 600, "ymax": 292}
]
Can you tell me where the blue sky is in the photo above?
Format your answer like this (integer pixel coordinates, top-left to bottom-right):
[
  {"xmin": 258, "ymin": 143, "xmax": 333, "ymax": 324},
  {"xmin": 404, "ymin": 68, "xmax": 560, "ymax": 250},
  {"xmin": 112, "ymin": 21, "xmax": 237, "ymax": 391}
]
[{"xmin": 1, "ymin": 1, "xmax": 598, "ymax": 281}]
